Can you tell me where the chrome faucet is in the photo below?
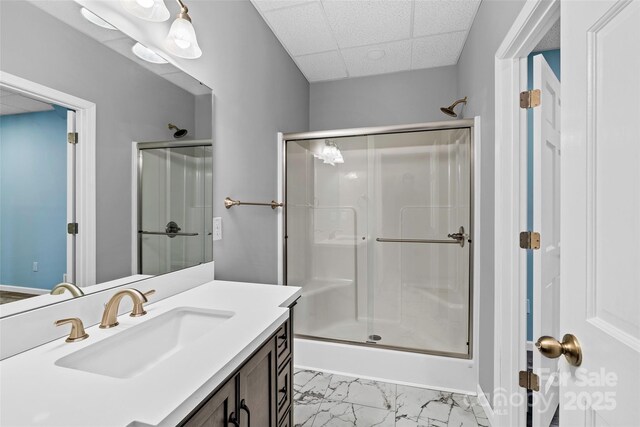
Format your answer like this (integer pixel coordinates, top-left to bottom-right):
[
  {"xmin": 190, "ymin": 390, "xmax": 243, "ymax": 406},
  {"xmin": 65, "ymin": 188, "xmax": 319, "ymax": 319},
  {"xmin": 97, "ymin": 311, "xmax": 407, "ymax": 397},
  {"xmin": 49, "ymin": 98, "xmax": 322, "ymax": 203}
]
[
  {"xmin": 99, "ymin": 289, "xmax": 155, "ymax": 329},
  {"xmin": 50, "ymin": 282, "xmax": 85, "ymax": 298}
]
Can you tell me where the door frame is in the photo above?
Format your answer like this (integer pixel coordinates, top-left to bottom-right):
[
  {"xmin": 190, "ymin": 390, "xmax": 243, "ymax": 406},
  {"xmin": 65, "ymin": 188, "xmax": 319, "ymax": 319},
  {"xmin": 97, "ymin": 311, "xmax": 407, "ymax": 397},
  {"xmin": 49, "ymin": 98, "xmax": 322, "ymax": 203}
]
[
  {"xmin": 0, "ymin": 70, "xmax": 96, "ymax": 287},
  {"xmin": 493, "ymin": 0, "xmax": 559, "ymax": 426}
]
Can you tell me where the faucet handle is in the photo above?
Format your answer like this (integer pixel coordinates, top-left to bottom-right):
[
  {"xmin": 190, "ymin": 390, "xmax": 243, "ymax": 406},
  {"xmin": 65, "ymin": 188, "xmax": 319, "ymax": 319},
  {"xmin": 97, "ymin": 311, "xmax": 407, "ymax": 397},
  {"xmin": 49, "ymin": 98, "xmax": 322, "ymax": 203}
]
[{"xmin": 55, "ymin": 318, "xmax": 89, "ymax": 343}]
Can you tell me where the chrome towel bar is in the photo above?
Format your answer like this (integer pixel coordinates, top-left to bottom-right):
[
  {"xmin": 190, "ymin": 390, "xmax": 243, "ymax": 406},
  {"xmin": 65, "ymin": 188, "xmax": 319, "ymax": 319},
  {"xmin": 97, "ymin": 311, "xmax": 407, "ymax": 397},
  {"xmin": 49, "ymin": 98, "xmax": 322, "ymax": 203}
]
[{"xmin": 224, "ymin": 197, "xmax": 283, "ymax": 210}]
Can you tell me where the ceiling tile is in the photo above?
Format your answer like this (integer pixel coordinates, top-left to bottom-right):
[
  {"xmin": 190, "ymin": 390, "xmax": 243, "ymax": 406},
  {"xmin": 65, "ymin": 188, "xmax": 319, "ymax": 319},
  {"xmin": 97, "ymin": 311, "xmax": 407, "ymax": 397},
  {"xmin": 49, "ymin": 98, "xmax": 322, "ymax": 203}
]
[
  {"xmin": 0, "ymin": 94, "xmax": 53, "ymax": 114},
  {"xmin": 322, "ymin": 0, "xmax": 412, "ymax": 48},
  {"xmin": 0, "ymin": 104, "xmax": 26, "ymax": 116},
  {"xmin": 411, "ymin": 31, "xmax": 466, "ymax": 69},
  {"xmin": 342, "ymin": 39, "xmax": 412, "ymax": 78},
  {"xmin": 295, "ymin": 51, "xmax": 347, "ymax": 81},
  {"xmin": 252, "ymin": 0, "xmax": 315, "ymax": 12},
  {"xmin": 413, "ymin": 0, "xmax": 480, "ymax": 38},
  {"xmin": 264, "ymin": 2, "xmax": 337, "ymax": 55}
]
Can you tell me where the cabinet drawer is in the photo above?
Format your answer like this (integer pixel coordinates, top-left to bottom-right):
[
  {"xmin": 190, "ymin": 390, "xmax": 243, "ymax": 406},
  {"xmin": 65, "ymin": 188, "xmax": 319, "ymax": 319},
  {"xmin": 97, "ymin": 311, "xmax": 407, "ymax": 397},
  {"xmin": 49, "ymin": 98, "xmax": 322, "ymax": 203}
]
[
  {"xmin": 275, "ymin": 319, "xmax": 291, "ymax": 369},
  {"xmin": 276, "ymin": 359, "xmax": 292, "ymax": 422}
]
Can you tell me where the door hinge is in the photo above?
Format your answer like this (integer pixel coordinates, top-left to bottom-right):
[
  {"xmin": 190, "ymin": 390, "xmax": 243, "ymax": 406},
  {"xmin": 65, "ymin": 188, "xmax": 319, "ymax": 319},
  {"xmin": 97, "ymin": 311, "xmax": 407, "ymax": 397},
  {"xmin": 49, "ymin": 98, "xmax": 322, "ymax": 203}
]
[
  {"xmin": 67, "ymin": 223, "xmax": 78, "ymax": 235},
  {"xmin": 520, "ymin": 89, "xmax": 541, "ymax": 109},
  {"xmin": 520, "ymin": 231, "xmax": 540, "ymax": 250},
  {"xmin": 67, "ymin": 132, "xmax": 78, "ymax": 144},
  {"xmin": 519, "ymin": 370, "xmax": 540, "ymax": 391}
]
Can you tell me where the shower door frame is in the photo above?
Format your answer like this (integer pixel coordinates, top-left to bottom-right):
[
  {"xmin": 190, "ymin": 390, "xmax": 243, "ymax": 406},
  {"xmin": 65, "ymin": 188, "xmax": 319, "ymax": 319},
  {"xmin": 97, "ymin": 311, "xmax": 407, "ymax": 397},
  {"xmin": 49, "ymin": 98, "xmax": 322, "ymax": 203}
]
[
  {"xmin": 279, "ymin": 118, "xmax": 480, "ymax": 359},
  {"xmin": 131, "ymin": 139, "xmax": 213, "ymax": 275}
]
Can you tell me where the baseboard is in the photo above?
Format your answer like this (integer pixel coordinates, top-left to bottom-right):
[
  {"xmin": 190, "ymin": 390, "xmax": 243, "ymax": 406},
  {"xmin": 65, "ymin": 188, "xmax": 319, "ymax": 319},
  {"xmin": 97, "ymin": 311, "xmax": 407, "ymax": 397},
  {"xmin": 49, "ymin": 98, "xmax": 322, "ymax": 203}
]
[
  {"xmin": 0, "ymin": 284, "xmax": 48, "ymax": 295},
  {"xmin": 477, "ymin": 384, "xmax": 496, "ymax": 426}
]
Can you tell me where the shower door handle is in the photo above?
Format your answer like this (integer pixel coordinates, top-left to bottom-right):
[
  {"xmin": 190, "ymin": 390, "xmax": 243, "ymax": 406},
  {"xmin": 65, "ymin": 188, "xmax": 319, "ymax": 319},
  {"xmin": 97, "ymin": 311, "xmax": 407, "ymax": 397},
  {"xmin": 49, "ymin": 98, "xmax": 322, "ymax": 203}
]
[
  {"xmin": 138, "ymin": 231, "xmax": 199, "ymax": 237},
  {"xmin": 377, "ymin": 226, "xmax": 468, "ymax": 248}
]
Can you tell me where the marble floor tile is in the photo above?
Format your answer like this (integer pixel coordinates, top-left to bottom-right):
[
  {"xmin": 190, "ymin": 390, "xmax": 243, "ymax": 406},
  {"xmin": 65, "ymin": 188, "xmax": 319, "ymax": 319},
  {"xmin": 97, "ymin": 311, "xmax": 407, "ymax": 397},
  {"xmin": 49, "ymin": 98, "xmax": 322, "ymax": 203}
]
[
  {"xmin": 294, "ymin": 369, "xmax": 333, "ymax": 402},
  {"xmin": 312, "ymin": 400, "xmax": 395, "ymax": 427},
  {"xmin": 324, "ymin": 374, "xmax": 396, "ymax": 411},
  {"xmin": 396, "ymin": 385, "xmax": 477, "ymax": 425},
  {"xmin": 475, "ymin": 415, "xmax": 490, "ymax": 427},
  {"xmin": 294, "ymin": 395, "xmax": 323, "ymax": 427}
]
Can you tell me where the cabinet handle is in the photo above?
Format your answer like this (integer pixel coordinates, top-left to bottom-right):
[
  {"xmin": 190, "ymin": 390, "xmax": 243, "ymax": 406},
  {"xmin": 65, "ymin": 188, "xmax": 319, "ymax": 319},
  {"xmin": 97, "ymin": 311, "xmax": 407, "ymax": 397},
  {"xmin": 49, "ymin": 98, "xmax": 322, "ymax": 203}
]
[
  {"xmin": 240, "ymin": 399, "xmax": 251, "ymax": 427},
  {"xmin": 228, "ymin": 412, "xmax": 239, "ymax": 427},
  {"xmin": 278, "ymin": 384, "xmax": 288, "ymax": 407},
  {"xmin": 277, "ymin": 333, "xmax": 287, "ymax": 348}
]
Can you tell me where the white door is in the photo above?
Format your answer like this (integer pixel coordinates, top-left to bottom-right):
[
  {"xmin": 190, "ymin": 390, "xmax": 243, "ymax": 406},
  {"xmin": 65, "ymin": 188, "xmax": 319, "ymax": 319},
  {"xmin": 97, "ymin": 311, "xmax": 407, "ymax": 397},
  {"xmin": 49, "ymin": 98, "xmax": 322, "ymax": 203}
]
[
  {"xmin": 532, "ymin": 54, "xmax": 561, "ymax": 427},
  {"xmin": 561, "ymin": 1, "xmax": 640, "ymax": 426}
]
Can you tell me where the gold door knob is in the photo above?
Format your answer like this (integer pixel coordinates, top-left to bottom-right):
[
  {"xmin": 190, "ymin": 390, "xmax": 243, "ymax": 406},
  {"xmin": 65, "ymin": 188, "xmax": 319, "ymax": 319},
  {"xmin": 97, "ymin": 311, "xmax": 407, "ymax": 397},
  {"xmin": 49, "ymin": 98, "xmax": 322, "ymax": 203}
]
[{"xmin": 535, "ymin": 334, "xmax": 582, "ymax": 367}]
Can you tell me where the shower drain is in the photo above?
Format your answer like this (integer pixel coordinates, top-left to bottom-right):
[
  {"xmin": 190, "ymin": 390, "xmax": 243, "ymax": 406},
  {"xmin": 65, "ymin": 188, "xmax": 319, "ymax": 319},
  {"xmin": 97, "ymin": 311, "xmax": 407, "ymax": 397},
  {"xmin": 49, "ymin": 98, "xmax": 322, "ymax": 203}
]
[{"xmin": 367, "ymin": 334, "xmax": 382, "ymax": 342}]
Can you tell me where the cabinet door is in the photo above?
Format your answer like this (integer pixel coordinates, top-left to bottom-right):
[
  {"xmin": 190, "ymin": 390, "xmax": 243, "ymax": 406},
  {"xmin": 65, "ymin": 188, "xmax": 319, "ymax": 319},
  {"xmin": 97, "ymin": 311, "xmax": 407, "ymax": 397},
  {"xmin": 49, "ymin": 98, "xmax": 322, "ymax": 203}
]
[
  {"xmin": 183, "ymin": 377, "xmax": 237, "ymax": 427},
  {"xmin": 238, "ymin": 336, "xmax": 277, "ymax": 427}
]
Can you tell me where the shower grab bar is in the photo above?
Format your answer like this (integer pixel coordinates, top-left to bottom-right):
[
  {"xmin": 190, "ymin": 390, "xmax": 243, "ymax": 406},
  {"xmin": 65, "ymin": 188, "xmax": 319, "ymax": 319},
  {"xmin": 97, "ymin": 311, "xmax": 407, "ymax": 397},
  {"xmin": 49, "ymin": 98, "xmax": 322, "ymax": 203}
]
[
  {"xmin": 224, "ymin": 197, "xmax": 283, "ymax": 210},
  {"xmin": 376, "ymin": 226, "xmax": 468, "ymax": 248},
  {"xmin": 138, "ymin": 231, "xmax": 199, "ymax": 236}
]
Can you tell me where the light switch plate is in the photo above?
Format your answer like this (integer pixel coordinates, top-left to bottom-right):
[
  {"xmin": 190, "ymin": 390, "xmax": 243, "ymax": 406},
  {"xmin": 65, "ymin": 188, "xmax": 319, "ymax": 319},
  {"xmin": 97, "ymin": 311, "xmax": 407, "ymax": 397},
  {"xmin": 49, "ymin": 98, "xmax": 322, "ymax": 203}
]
[{"xmin": 213, "ymin": 217, "xmax": 222, "ymax": 241}]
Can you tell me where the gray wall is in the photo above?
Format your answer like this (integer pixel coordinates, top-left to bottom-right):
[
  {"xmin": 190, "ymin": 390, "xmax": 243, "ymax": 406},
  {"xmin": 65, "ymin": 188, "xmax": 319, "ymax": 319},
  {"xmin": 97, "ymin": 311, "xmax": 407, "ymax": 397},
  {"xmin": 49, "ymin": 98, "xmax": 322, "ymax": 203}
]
[
  {"xmin": 81, "ymin": 0, "xmax": 311, "ymax": 284},
  {"xmin": 457, "ymin": 0, "xmax": 526, "ymax": 404},
  {"xmin": 309, "ymin": 66, "xmax": 458, "ymax": 130},
  {"xmin": 0, "ymin": 1, "xmax": 198, "ymax": 284}
]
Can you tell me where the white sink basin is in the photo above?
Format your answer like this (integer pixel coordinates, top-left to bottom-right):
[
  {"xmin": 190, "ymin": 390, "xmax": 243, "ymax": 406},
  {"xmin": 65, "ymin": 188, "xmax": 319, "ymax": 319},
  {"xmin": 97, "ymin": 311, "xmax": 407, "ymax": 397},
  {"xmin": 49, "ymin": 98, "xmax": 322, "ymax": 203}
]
[{"xmin": 55, "ymin": 307, "xmax": 234, "ymax": 379}]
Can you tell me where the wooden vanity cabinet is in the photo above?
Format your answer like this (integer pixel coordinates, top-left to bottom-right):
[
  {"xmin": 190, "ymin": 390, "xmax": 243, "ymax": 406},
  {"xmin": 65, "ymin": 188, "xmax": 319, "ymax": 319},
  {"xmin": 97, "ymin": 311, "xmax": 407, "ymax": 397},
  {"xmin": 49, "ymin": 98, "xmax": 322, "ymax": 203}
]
[{"xmin": 181, "ymin": 316, "xmax": 293, "ymax": 427}]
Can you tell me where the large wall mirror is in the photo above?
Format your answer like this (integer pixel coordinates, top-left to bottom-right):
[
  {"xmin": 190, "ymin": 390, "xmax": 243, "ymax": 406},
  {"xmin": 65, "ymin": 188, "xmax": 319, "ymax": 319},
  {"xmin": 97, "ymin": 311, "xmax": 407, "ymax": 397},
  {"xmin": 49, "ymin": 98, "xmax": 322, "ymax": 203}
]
[{"xmin": 0, "ymin": 1, "xmax": 213, "ymax": 316}]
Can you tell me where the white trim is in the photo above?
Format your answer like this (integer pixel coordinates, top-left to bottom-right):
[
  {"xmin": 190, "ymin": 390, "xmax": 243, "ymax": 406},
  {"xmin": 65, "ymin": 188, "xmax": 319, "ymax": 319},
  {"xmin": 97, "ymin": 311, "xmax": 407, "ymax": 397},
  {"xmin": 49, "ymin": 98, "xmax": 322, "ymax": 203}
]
[
  {"xmin": 276, "ymin": 132, "xmax": 284, "ymax": 286},
  {"xmin": 493, "ymin": 1, "xmax": 559, "ymax": 426},
  {"xmin": 131, "ymin": 141, "xmax": 139, "ymax": 275},
  {"xmin": 0, "ymin": 71, "xmax": 97, "ymax": 287},
  {"xmin": 477, "ymin": 384, "xmax": 496, "ymax": 426},
  {"xmin": 472, "ymin": 116, "xmax": 482, "ymax": 375},
  {"xmin": 0, "ymin": 285, "xmax": 49, "ymax": 295}
]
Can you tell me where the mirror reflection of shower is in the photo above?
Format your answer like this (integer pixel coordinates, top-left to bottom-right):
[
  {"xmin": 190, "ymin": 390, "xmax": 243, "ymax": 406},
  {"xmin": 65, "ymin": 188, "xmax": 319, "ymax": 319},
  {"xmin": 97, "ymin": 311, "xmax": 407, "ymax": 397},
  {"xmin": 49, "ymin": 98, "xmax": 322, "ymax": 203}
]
[{"xmin": 136, "ymin": 140, "xmax": 213, "ymax": 275}]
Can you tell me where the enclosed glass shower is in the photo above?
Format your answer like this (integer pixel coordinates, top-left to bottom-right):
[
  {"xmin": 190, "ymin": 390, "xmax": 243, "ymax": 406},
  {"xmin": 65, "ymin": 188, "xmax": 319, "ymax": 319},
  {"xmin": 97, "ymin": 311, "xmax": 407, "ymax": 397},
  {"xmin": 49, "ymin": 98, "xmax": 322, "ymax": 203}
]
[
  {"xmin": 284, "ymin": 122, "xmax": 473, "ymax": 357},
  {"xmin": 137, "ymin": 141, "xmax": 213, "ymax": 275}
]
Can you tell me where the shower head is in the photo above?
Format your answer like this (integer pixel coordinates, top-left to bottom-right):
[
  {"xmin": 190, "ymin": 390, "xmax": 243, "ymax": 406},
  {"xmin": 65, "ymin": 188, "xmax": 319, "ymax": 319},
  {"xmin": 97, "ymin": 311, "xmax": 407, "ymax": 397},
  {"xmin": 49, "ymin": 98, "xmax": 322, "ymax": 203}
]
[
  {"xmin": 168, "ymin": 123, "xmax": 188, "ymax": 139},
  {"xmin": 440, "ymin": 96, "xmax": 468, "ymax": 118}
]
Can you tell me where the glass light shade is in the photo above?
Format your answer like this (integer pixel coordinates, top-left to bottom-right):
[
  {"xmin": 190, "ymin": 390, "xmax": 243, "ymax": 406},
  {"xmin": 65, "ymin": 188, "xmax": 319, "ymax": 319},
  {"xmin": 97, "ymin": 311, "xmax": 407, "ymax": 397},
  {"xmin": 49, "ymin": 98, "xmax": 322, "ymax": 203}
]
[
  {"xmin": 120, "ymin": 0, "xmax": 170, "ymax": 22},
  {"xmin": 164, "ymin": 17, "xmax": 202, "ymax": 59},
  {"xmin": 132, "ymin": 42, "xmax": 168, "ymax": 64},
  {"xmin": 80, "ymin": 8, "xmax": 117, "ymax": 30}
]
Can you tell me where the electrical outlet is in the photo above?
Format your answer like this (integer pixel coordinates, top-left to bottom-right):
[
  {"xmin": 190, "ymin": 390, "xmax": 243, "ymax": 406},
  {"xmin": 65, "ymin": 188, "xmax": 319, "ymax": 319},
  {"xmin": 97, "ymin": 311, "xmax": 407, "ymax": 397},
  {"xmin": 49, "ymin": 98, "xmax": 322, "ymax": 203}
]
[
  {"xmin": 32, "ymin": 262, "xmax": 38, "ymax": 272},
  {"xmin": 213, "ymin": 217, "xmax": 222, "ymax": 241}
]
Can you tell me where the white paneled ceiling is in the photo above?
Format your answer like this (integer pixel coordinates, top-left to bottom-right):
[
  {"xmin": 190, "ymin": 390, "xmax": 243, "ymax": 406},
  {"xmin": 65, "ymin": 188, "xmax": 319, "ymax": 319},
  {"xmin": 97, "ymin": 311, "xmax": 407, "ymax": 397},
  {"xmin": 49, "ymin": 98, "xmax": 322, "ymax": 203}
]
[
  {"xmin": 0, "ymin": 88, "xmax": 54, "ymax": 116},
  {"xmin": 251, "ymin": 0, "xmax": 481, "ymax": 82}
]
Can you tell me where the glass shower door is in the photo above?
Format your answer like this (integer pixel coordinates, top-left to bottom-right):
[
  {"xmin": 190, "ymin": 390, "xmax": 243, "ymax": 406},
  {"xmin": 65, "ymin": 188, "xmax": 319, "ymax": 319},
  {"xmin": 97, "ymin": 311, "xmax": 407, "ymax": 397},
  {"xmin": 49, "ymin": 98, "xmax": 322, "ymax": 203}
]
[
  {"xmin": 368, "ymin": 129, "xmax": 471, "ymax": 356},
  {"xmin": 138, "ymin": 145, "xmax": 212, "ymax": 275},
  {"xmin": 285, "ymin": 126, "xmax": 472, "ymax": 357}
]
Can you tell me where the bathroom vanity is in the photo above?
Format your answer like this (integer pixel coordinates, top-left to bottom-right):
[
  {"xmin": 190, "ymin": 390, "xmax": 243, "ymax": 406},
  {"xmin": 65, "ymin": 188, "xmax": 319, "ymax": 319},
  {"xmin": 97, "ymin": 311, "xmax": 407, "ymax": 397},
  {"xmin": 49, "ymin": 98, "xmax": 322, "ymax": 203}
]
[{"xmin": 0, "ymin": 280, "xmax": 300, "ymax": 426}]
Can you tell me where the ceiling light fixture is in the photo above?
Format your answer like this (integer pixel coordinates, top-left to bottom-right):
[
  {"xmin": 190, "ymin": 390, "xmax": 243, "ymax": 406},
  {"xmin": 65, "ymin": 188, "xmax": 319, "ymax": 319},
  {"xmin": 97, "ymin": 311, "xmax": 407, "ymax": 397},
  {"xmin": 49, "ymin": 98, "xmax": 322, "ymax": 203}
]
[
  {"xmin": 120, "ymin": 0, "xmax": 170, "ymax": 22},
  {"xmin": 80, "ymin": 7, "xmax": 117, "ymax": 30},
  {"xmin": 132, "ymin": 42, "xmax": 169, "ymax": 64},
  {"xmin": 164, "ymin": 0, "xmax": 202, "ymax": 59}
]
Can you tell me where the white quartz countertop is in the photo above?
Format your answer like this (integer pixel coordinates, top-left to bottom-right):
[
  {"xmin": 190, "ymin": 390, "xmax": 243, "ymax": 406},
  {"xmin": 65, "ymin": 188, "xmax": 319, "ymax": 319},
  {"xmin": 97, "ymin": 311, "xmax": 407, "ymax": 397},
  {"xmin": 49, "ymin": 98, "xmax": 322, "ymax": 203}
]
[{"xmin": 0, "ymin": 280, "xmax": 301, "ymax": 427}]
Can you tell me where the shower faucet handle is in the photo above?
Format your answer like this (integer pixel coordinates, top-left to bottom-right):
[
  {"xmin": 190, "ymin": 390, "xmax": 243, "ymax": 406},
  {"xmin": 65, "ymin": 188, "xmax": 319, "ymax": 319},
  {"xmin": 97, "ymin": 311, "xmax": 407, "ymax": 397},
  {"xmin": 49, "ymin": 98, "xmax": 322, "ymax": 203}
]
[{"xmin": 447, "ymin": 226, "xmax": 468, "ymax": 248}]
